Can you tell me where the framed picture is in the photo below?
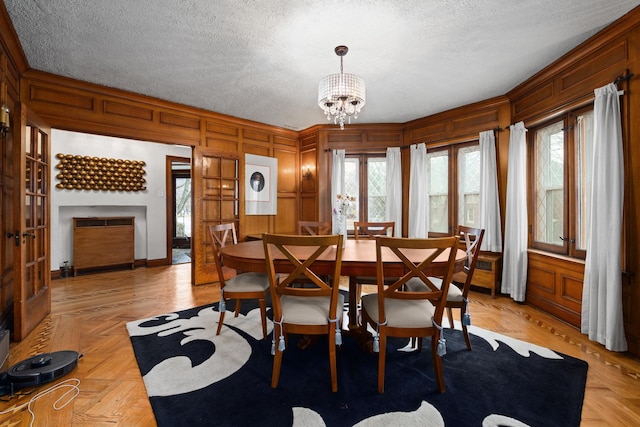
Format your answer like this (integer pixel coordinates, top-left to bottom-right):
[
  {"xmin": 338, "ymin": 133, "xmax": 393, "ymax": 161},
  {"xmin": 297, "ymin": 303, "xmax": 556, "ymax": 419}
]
[{"xmin": 245, "ymin": 154, "xmax": 277, "ymax": 215}]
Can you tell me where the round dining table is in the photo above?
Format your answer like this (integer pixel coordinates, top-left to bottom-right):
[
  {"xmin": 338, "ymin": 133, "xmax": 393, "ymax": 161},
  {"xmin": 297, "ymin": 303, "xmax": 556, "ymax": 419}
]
[{"xmin": 221, "ymin": 238, "xmax": 467, "ymax": 334}]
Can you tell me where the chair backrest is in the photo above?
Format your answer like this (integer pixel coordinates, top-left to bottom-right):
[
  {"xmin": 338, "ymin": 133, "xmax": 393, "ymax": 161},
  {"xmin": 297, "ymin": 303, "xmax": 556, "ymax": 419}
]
[
  {"xmin": 208, "ymin": 223, "xmax": 239, "ymax": 287},
  {"xmin": 375, "ymin": 236, "xmax": 459, "ymax": 322},
  {"xmin": 353, "ymin": 221, "xmax": 395, "ymax": 240},
  {"xmin": 298, "ymin": 220, "xmax": 332, "ymax": 236},
  {"xmin": 262, "ymin": 233, "xmax": 344, "ymax": 319},
  {"xmin": 455, "ymin": 225, "xmax": 485, "ymax": 295}
]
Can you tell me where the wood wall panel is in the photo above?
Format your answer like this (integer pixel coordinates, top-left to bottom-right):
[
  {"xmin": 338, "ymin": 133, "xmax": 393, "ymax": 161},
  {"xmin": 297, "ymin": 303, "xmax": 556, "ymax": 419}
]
[
  {"xmin": 327, "ymin": 131, "xmax": 363, "ymax": 144},
  {"xmin": 511, "ymin": 83, "xmax": 554, "ymax": 119},
  {"xmin": 300, "ymin": 132, "xmax": 318, "ymax": 149},
  {"xmin": 366, "ymin": 131, "xmax": 402, "ymax": 144},
  {"xmin": 242, "ymin": 143, "xmax": 270, "ymax": 156},
  {"xmin": 300, "ymin": 195, "xmax": 317, "ymax": 222},
  {"xmin": 4, "ymin": 56, "xmax": 19, "ymax": 98},
  {"xmin": 560, "ymin": 40, "xmax": 628, "ymax": 92},
  {"xmin": 275, "ymin": 148, "xmax": 297, "ymax": 193},
  {"xmin": 274, "ymin": 134, "xmax": 298, "ymax": 147},
  {"xmin": 159, "ymin": 111, "xmax": 200, "ymax": 129},
  {"xmin": 408, "ymin": 123, "xmax": 446, "ymax": 143},
  {"xmin": 30, "ymin": 84, "xmax": 95, "ymax": 110},
  {"xmin": 275, "ymin": 197, "xmax": 297, "ymax": 234},
  {"xmin": 242, "ymin": 128, "xmax": 270, "ymax": 145},
  {"xmin": 206, "ymin": 120, "xmax": 239, "ymax": 138},
  {"xmin": 527, "ymin": 251, "xmax": 584, "ymax": 327},
  {"xmin": 451, "ymin": 110, "xmax": 499, "ymax": 133},
  {"xmin": 205, "ymin": 137, "xmax": 237, "ymax": 153},
  {"xmin": 103, "ymin": 100, "xmax": 154, "ymax": 121}
]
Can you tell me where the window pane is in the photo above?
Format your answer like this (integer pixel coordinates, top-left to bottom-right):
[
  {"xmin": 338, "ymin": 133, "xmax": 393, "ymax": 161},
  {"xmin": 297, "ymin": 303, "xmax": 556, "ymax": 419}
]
[
  {"xmin": 344, "ymin": 158, "xmax": 359, "ymax": 230},
  {"xmin": 428, "ymin": 151, "xmax": 448, "ymax": 233},
  {"xmin": 367, "ymin": 158, "xmax": 386, "ymax": 222},
  {"xmin": 534, "ymin": 121, "xmax": 564, "ymax": 245},
  {"xmin": 458, "ymin": 145, "xmax": 480, "ymax": 228},
  {"xmin": 575, "ymin": 111, "xmax": 594, "ymax": 251}
]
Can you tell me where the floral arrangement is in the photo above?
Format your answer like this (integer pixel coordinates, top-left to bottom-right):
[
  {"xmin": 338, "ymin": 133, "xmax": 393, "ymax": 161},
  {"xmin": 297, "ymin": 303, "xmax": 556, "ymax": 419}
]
[
  {"xmin": 333, "ymin": 194, "xmax": 355, "ymax": 216},
  {"xmin": 333, "ymin": 194, "xmax": 355, "ymax": 246}
]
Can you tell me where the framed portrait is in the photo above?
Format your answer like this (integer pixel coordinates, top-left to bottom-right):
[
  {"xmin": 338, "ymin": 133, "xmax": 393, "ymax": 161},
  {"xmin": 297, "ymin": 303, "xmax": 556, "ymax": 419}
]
[{"xmin": 245, "ymin": 154, "xmax": 277, "ymax": 215}]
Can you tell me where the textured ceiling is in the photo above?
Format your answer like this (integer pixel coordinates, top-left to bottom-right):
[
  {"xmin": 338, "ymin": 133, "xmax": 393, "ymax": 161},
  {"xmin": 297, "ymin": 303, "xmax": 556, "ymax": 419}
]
[{"xmin": 4, "ymin": 0, "xmax": 640, "ymax": 131}]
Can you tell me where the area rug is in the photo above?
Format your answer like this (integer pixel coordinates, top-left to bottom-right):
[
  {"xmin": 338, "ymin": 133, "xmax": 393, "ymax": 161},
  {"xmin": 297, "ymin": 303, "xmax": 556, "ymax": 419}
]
[{"xmin": 126, "ymin": 300, "xmax": 588, "ymax": 427}]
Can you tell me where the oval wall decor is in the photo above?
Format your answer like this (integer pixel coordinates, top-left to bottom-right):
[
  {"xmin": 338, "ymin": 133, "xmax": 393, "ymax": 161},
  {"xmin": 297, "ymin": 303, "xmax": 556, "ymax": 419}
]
[{"xmin": 55, "ymin": 153, "xmax": 147, "ymax": 192}]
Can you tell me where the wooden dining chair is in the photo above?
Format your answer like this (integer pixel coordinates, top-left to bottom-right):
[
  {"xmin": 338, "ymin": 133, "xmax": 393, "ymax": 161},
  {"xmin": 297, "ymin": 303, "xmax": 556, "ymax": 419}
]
[
  {"xmin": 406, "ymin": 226, "xmax": 484, "ymax": 351},
  {"xmin": 360, "ymin": 235, "xmax": 459, "ymax": 393},
  {"xmin": 209, "ymin": 223, "xmax": 270, "ymax": 338},
  {"xmin": 298, "ymin": 220, "xmax": 332, "ymax": 236},
  {"xmin": 351, "ymin": 221, "xmax": 396, "ymax": 305},
  {"xmin": 262, "ymin": 233, "xmax": 344, "ymax": 392},
  {"xmin": 353, "ymin": 221, "xmax": 395, "ymax": 240}
]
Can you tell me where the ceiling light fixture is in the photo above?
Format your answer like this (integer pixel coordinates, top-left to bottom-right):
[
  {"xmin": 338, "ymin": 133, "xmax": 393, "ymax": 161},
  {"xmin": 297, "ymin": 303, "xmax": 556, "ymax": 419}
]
[{"xmin": 318, "ymin": 45, "xmax": 366, "ymax": 130}]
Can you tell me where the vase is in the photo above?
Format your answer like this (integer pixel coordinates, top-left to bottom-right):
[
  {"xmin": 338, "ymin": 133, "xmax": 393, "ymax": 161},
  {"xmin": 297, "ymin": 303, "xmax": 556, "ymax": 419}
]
[{"xmin": 334, "ymin": 213, "xmax": 347, "ymax": 248}]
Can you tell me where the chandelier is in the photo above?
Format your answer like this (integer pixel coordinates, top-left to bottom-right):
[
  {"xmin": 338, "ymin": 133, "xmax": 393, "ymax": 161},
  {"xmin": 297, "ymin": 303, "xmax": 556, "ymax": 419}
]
[{"xmin": 318, "ymin": 45, "xmax": 366, "ymax": 130}]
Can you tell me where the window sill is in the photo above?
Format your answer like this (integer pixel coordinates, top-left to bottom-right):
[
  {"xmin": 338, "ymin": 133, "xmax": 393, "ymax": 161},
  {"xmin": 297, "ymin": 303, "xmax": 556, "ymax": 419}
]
[{"xmin": 527, "ymin": 248, "xmax": 585, "ymax": 265}]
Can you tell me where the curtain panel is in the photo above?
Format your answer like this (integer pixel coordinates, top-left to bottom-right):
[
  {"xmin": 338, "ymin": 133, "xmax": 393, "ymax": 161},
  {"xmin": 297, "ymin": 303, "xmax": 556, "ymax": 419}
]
[
  {"xmin": 408, "ymin": 143, "xmax": 428, "ymax": 238},
  {"xmin": 386, "ymin": 147, "xmax": 402, "ymax": 236},
  {"xmin": 581, "ymin": 83, "xmax": 627, "ymax": 352},
  {"xmin": 331, "ymin": 149, "xmax": 346, "ymax": 234},
  {"xmin": 478, "ymin": 130, "xmax": 502, "ymax": 252},
  {"xmin": 501, "ymin": 122, "xmax": 528, "ymax": 302}
]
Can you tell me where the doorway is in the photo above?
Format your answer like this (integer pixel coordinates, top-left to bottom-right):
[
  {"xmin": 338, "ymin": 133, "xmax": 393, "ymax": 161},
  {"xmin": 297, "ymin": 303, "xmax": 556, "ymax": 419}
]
[{"xmin": 166, "ymin": 156, "xmax": 191, "ymax": 264}]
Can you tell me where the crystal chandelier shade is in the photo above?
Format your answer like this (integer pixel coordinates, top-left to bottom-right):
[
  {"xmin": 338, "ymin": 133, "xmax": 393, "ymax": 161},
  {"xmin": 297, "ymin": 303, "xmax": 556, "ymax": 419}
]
[{"xmin": 318, "ymin": 46, "xmax": 366, "ymax": 130}]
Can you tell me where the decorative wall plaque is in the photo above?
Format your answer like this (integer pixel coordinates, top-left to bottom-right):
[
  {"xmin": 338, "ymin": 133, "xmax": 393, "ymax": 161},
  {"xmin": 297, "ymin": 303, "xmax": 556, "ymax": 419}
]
[{"xmin": 55, "ymin": 153, "xmax": 147, "ymax": 192}]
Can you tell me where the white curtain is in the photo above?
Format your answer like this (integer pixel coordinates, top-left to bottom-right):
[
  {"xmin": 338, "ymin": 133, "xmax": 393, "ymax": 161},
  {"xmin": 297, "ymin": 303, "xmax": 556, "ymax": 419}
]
[
  {"xmin": 479, "ymin": 130, "xmax": 502, "ymax": 252},
  {"xmin": 386, "ymin": 147, "xmax": 402, "ymax": 236},
  {"xmin": 331, "ymin": 149, "xmax": 345, "ymax": 234},
  {"xmin": 408, "ymin": 143, "xmax": 428, "ymax": 238},
  {"xmin": 581, "ymin": 83, "xmax": 627, "ymax": 352},
  {"xmin": 501, "ymin": 122, "xmax": 528, "ymax": 302}
]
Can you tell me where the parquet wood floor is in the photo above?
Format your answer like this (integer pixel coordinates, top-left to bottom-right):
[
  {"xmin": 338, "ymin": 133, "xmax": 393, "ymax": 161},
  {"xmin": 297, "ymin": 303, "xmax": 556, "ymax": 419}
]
[{"xmin": 0, "ymin": 264, "xmax": 638, "ymax": 426}]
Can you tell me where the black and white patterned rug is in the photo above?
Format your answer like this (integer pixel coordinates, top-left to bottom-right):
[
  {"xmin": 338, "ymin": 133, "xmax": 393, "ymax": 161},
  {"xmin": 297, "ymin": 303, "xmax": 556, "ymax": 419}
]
[{"xmin": 126, "ymin": 300, "xmax": 588, "ymax": 426}]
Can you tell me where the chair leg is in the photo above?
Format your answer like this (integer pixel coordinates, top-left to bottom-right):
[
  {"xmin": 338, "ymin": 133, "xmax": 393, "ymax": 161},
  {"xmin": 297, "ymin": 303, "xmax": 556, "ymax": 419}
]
[
  {"xmin": 377, "ymin": 332, "xmax": 387, "ymax": 394},
  {"xmin": 216, "ymin": 307, "xmax": 226, "ymax": 335},
  {"xmin": 234, "ymin": 299, "xmax": 242, "ymax": 317},
  {"xmin": 446, "ymin": 307, "xmax": 454, "ymax": 328},
  {"xmin": 271, "ymin": 325, "xmax": 284, "ymax": 389},
  {"xmin": 259, "ymin": 298, "xmax": 268, "ymax": 339},
  {"xmin": 431, "ymin": 332, "xmax": 446, "ymax": 393},
  {"xmin": 461, "ymin": 306, "xmax": 472, "ymax": 351},
  {"xmin": 328, "ymin": 328, "xmax": 338, "ymax": 392}
]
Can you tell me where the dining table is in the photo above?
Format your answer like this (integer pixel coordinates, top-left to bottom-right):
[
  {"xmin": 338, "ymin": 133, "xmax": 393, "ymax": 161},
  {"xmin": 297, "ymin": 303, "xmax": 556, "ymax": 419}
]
[{"xmin": 221, "ymin": 237, "xmax": 467, "ymax": 337}]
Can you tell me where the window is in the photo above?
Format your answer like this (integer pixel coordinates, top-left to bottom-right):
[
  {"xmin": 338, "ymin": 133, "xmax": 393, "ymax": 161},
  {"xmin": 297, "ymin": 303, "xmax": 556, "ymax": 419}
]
[
  {"xmin": 428, "ymin": 150, "xmax": 449, "ymax": 233},
  {"xmin": 344, "ymin": 154, "xmax": 387, "ymax": 230},
  {"xmin": 530, "ymin": 107, "xmax": 593, "ymax": 258},
  {"xmin": 425, "ymin": 142, "xmax": 480, "ymax": 236},
  {"xmin": 457, "ymin": 145, "xmax": 480, "ymax": 228}
]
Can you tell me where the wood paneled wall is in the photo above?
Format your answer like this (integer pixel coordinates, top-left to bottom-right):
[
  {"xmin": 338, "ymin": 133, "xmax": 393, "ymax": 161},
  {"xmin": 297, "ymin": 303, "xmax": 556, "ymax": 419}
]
[
  {"xmin": 19, "ymin": 70, "xmax": 300, "ymax": 242},
  {"xmin": 507, "ymin": 9, "xmax": 640, "ymax": 354}
]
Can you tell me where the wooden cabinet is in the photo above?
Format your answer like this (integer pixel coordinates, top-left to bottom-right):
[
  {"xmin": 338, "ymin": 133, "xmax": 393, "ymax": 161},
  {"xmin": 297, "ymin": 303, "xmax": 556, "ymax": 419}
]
[
  {"xmin": 73, "ymin": 217, "xmax": 135, "ymax": 275},
  {"xmin": 470, "ymin": 252, "xmax": 502, "ymax": 298},
  {"xmin": 526, "ymin": 250, "xmax": 584, "ymax": 328}
]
